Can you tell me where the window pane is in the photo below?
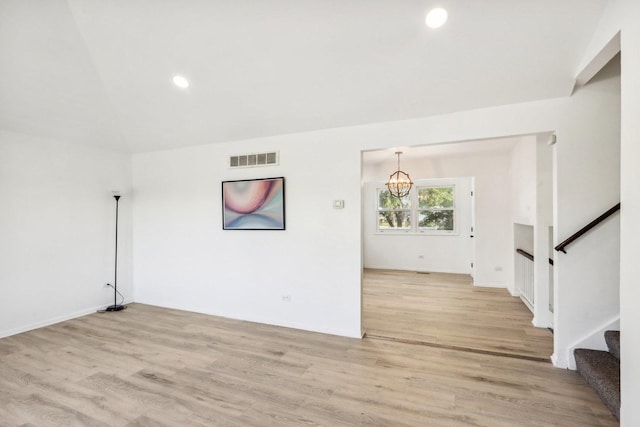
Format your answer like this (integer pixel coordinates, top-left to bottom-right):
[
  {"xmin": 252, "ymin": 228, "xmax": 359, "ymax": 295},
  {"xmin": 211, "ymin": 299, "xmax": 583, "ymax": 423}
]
[
  {"xmin": 378, "ymin": 211, "xmax": 411, "ymax": 229},
  {"xmin": 418, "ymin": 210, "xmax": 453, "ymax": 230},
  {"xmin": 418, "ymin": 187, "xmax": 454, "ymax": 209},
  {"xmin": 378, "ymin": 189, "xmax": 411, "ymax": 209}
]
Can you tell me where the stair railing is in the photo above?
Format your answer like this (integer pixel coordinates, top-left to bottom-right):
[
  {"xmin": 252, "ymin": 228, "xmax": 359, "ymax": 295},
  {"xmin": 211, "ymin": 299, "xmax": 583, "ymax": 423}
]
[
  {"xmin": 515, "ymin": 249, "xmax": 535, "ymax": 311},
  {"xmin": 515, "ymin": 249, "xmax": 554, "ymax": 266},
  {"xmin": 554, "ymin": 203, "xmax": 620, "ymax": 254},
  {"xmin": 516, "ymin": 249, "xmax": 556, "ymax": 313}
]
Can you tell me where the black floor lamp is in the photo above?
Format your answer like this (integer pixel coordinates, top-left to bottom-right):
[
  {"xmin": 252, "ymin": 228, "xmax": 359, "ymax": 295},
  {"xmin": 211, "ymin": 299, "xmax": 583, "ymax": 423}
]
[{"xmin": 106, "ymin": 193, "xmax": 125, "ymax": 311}]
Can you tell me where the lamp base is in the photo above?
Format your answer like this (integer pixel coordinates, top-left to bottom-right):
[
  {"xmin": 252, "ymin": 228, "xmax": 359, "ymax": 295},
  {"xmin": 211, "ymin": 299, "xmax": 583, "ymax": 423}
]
[{"xmin": 105, "ymin": 304, "xmax": 125, "ymax": 312}]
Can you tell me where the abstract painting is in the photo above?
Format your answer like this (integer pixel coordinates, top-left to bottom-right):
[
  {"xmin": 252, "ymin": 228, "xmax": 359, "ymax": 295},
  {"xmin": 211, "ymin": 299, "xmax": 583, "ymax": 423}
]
[{"xmin": 222, "ymin": 177, "xmax": 285, "ymax": 230}]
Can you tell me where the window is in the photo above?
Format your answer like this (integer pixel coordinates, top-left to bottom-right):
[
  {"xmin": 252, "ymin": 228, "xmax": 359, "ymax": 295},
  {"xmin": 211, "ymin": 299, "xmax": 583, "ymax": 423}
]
[
  {"xmin": 376, "ymin": 182, "xmax": 456, "ymax": 234},
  {"xmin": 377, "ymin": 189, "xmax": 411, "ymax": 230},
  {"xmin": 418, "ymin": 186, "xmax": 454, "ymax": 231}
]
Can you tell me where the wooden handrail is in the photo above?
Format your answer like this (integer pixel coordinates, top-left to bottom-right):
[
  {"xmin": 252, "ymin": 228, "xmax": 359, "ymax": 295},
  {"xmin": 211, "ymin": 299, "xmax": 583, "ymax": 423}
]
[
  {"xmin": 554, "ymin": 203, "xmax": 620, "ymax": 254},
  {"xmin": 516, "ymin": 249, "xmax": 534, "ymax": 262},
  {"xmin": 516, "ymin": 248, "xmax": 554, "ymax": 265}
]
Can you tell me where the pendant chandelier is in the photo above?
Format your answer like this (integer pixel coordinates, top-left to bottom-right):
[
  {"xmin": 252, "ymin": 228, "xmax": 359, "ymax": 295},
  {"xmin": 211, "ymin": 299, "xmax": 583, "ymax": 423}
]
[{"xmin": 386, "ymin": 151, "xmax": 413, "ymax": 198}]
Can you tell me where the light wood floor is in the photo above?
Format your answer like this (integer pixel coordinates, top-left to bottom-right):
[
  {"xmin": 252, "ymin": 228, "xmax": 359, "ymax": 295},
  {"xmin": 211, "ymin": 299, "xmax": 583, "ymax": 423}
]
[
  {"xmin": 0, "ymin": 303, "xmax": 616, "ymax": 426},
  {"xmin": 363, "ymin": 269, "xmax": 554, "ymax": 361}
]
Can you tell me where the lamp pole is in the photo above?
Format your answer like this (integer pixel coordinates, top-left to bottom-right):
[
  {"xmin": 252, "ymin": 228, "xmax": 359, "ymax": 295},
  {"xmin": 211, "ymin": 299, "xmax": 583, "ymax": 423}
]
[{"xmin": 106, "ymin": 194, "xmax": 125, "ymax": 311}]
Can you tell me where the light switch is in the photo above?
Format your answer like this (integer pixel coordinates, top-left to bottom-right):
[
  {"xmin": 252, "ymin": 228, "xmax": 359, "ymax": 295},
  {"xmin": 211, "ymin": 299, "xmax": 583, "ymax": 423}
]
[{"xmin": 333, "ymin": 200, "xmax": 345, "ymax": 209}]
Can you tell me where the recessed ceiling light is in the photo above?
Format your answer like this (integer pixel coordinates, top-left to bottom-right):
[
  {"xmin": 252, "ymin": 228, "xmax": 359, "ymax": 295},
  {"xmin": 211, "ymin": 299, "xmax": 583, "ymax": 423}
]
[
  {"xmin": 172, "ymin": 75, "xmax": 189, "ymax": 89},
  {"xmin": 425, "ymin": 7, "xmax": 448, "ymax": 29}
]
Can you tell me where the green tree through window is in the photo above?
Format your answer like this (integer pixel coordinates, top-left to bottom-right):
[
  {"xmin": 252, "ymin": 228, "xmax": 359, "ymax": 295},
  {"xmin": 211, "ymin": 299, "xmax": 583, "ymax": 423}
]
[
  {"xmin": 377, "ymin": 184, "xmax": 455, "ymax": 233},
  {"xmin": 418, "ymin": 187, "xmax": 454, "ymax": 231},
  {"xmin": 377, "ymin": 189, "xmax": 411, "ymax": 229}
]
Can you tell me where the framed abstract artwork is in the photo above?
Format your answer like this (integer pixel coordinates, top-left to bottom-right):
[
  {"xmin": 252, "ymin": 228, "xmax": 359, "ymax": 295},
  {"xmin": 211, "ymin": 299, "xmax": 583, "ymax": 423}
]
[{"xmin": 222, "ymin": 177, "xmax": 285, "ymax": 230}]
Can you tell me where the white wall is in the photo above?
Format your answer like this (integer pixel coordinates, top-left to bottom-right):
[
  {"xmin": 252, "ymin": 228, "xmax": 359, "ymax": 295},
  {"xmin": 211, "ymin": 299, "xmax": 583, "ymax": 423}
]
[
  {"xmin": 509, "ymin": 136, "xmax": 554, "ymax": 328},
  {"xmin": 620, "ymin": 7, "xmax": 640, "ymax": 425},
  {"xmin": 533, "ymin": 137, "xmax": 554, "ymax": 328},
  {"xmin": 580, "ymin": 0, "xmax": 640, "ymax": 423},
  {"xmin": 552, "ymin": 57, "xmax": 620, "ymax": 369},
  {"xmin": 510, "ymin": 136, "xmax": 540, "ymax": 308},
  {"xmin": 362, "ymin": 177, "xmax": 472, "ymax": 275},
  {"xmin": 0, "ymin": 130, "xmax": 133, "ymax": 337},
  {"xmin": 513, "ymin": 224, "xmax": 533, "ymax": 253},
  {"xmin": 510, "ymin": 137, "xmax": 537, "ymax": 226},
  {"xmin": 132, "ymin": 138, "xmax": 363, "ymax": 338}
]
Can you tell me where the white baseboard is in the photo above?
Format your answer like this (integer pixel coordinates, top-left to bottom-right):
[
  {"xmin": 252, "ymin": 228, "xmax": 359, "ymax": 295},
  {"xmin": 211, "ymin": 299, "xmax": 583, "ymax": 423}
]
[
  {"xmin": 364, "ymin": 266, "xmax": 471, "ymax": 275},
  {"xmin": 0, "ymin": 299, "xmax": 134, "ymax": 339},
  {"xmin": 551, "ymin": 352, "xmax": 565, "ymax": 368},
  {"xmin": 473, "ymin": 281, "xmax": 509, "ymax": 290},
  {"xmin": 531, "ymin": 316, "xmax": 552, "ymax": 329},
  {"xmin": 133, "ymin": 298, "xmax": 363, "ymax": 340}
]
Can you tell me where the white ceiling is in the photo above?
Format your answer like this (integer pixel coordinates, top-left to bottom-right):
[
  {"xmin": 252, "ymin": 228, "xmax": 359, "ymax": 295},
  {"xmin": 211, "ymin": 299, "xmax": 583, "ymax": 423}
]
[
  {"xmin": 362, "ymin": 136, "xmax": 524, "ymax": 166},
  {"xmin": 0, "ymin": 0, "xmax": 607, "ymax": 153}
]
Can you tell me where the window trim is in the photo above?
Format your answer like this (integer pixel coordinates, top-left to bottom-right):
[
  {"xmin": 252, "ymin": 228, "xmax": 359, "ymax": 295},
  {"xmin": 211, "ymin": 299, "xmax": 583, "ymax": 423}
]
[
  {"xmin": 375, "ymin": 190, "xmax": 412, "ymax": 232},
  {"xmin": 375, "ymin": 179, "xmax": 459, "ymax": 236},
  {"xmin": 416, "ymin": 183, "xmax": 456, "ymax": 234}
]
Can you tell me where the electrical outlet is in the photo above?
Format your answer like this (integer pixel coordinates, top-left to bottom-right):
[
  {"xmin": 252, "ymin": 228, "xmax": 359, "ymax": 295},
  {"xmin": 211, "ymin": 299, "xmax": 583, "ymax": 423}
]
[{"xmin": 281, "ymin": 295, "xmax": 291, "ymax": 303}]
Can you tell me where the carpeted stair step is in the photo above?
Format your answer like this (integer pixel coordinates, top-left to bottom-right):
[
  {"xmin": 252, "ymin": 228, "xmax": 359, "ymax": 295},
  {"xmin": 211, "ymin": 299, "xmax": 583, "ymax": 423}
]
[
  {"xmin": 574, "ymin": 348, "xmax": 620, "ymax": 420},
  {"xmin": 604, "ymin": 330, "xmax": 620, "ymax": 360}
]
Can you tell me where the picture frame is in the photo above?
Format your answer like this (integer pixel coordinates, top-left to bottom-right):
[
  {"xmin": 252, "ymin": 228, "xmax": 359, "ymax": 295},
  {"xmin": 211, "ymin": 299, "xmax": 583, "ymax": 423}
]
[{"xmin": 222, "ymin": 177, "xmax": 285, "ymax": 230}]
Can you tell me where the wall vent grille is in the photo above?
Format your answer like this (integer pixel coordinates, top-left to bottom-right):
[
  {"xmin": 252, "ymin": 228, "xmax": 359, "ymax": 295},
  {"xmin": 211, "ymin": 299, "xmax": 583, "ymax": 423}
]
[{"xmin": 229, "ymin": 152, "xmax": 278, "ymax": 168}]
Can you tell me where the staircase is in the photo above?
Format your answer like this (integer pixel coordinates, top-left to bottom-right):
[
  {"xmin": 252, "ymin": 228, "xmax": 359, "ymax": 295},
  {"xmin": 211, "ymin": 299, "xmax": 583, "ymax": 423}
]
[{"xmin": 574, "ymin": 331, "xmax": 620, "ymax": 420}]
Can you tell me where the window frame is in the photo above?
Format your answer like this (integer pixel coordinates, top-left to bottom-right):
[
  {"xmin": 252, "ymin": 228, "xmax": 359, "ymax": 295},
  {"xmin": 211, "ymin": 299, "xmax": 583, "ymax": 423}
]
[
  {"xmin": 375, "ymin": 179, "xmax": 459, "ymax": 236},
  {"xmin": 376, "ymin": 188, "xmax": 412, "ymax": 232},
  {"xmin": 416, "ymin": 184, "xmax": 456, "ymax": 234}
]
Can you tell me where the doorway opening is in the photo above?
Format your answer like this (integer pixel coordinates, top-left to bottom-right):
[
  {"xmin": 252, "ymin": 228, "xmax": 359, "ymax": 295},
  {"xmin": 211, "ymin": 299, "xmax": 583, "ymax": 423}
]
[{"xmin": 361, "ymin": 134, "xmax": 554, "ymax": 360}]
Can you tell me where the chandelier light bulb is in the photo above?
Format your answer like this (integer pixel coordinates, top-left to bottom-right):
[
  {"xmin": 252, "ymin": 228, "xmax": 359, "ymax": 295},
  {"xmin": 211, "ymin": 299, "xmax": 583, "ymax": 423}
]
[{"xmin": 386, "ymin": 152, "xmax": 413, "ymax": 198}]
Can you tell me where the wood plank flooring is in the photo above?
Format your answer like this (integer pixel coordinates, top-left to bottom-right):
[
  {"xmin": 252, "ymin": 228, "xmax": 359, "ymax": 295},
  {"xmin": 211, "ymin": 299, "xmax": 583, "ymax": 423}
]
[
  {"xmin": 0, "ymin": 303, "xmax": 616, "ymax": 426},
  {"xmin": 363, "ymin": 269, "xmax": 554, "ymax": 361}
]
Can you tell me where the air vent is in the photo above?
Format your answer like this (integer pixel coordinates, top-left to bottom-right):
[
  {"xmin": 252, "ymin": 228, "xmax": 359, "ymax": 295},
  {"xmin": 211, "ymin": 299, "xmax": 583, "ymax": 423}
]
[{"xmin": 229, "ymin": 151, "xmax": 279, "ymax": 168}]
